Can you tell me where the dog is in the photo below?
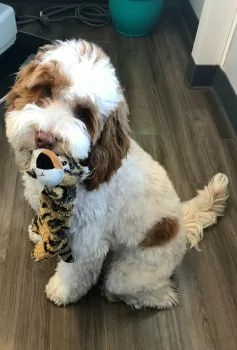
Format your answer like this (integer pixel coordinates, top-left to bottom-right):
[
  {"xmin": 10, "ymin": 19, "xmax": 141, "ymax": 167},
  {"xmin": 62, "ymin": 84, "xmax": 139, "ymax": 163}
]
[{"xmin": 5, "ymin": 39, "xmax": 229, "ymax": 308}]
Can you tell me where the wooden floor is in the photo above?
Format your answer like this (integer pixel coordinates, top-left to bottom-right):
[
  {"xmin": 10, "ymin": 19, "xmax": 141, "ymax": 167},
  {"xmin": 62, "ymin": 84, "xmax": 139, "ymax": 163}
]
[{"xmin": 1, "ymin": 4, "xmax": 237, "ymax": 350}]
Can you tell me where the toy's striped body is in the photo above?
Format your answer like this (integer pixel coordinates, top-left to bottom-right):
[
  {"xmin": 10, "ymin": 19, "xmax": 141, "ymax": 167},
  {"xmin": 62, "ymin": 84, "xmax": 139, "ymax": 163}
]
[{"xmin": 31, "ymin": 185, "xmax": 76, "ymax": 263}]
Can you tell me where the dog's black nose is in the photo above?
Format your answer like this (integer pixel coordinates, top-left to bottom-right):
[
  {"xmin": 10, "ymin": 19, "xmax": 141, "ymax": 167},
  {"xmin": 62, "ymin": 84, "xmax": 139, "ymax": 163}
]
[{"xmin": 35, "ymin": 131, "xmax": 56, "ymax": 149}]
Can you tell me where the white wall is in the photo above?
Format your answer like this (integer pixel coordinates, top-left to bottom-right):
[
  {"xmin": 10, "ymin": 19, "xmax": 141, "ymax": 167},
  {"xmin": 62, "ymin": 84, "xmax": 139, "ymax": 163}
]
[
  {"xmin": 189, "ymin": 0, "xmax": 205, "ymax": 18},
  {"xmin": 192, "ymin": 0, "xmax": 237, "ymax": 66},
  {"xmin": 224, "ymin": 25, "xmax": 237, "ymax": 93},
  {"xmin": 190, "ymin": 0, "xmax": 237, "ymax": 94}
]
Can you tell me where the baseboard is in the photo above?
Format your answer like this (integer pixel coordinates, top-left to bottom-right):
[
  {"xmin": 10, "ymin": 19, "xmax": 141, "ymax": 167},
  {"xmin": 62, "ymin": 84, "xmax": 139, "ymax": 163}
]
[
  {"xmin": 186, "ymin": 56, "xmax": 218, "ymax": 87},
  {"xmin": 181, "ymin": 1, "xmax": 217, "ymax": 88},
  {"xmin": 213, "ymin": 68, "xmax": 237, "ymax": 133},
  {"xmin": 180, "ymin": 0, "xmax": 199, "ymax": 42}
]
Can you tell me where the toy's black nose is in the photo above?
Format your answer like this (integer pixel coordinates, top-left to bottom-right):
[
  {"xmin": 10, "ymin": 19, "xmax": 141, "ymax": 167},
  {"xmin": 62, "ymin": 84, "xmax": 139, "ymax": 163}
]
[
  {"xmin": 36, "ymin": 152, "xmax": 54, "ymax": 170},
  {"xmin": 35, "ymin": 131, "xmax": 56, "ymax": 149}
]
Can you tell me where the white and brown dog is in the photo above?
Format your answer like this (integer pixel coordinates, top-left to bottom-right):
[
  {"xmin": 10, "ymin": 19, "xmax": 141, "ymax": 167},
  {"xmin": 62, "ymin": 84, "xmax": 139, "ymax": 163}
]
[{"xmin": 5, "ymin": 39, "xmax": 229, "ymax": 308}]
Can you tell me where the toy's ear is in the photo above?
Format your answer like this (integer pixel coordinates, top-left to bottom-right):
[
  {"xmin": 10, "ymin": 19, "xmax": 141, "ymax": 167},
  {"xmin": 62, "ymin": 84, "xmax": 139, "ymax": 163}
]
[{"xmin": 36, "ymin": 149, "xmax": 62, "ymax": 170}]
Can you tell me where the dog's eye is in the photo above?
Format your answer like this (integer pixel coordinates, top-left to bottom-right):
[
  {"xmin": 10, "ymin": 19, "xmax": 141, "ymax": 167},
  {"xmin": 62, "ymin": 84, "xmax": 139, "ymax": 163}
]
[
  {"xmin": 43, "ymin": 86, "xmax": 52, "ymax": 98},
  {"xmin": 74, "ymin": 105, "xmax": 97, "ymax": 137},
  {"xmin": 74, "ymin": 107, "xmax": 90, "ymax": 120},
  {"xmin": 62, "ymin": 161, "xmax": 67, "ymax": 166}
]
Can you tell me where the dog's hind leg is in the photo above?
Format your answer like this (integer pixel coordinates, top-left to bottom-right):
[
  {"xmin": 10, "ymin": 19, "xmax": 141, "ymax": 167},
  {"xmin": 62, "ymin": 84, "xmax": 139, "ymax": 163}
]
[{"xmin": 104, "ymin": 231, "xmax": 185, "ymax": 310}]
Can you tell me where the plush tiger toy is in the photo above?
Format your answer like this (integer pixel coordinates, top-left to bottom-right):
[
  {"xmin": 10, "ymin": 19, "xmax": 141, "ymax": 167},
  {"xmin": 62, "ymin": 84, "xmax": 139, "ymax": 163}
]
[{"xmin": 28, "ymin": 149, "xmax": 90, "ymax": 263}]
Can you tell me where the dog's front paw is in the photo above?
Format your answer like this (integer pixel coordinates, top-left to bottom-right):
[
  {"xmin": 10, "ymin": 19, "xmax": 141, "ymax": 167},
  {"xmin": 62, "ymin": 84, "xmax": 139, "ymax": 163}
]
[
  {"xmin": 45, "ymin": 274, "xmax": 71, "ymax": 306},
  {"xmin": 46, "ymin": 272, "xmax": 85, "ymax": 306},
  {"xmin": 28, "ymin": 224, "xmax": 42, "ymax": 244}
]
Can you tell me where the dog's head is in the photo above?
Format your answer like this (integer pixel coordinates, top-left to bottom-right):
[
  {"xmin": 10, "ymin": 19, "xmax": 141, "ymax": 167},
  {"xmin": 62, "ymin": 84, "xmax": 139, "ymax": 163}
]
[{"xmin": 5, "ymin": 39, "xmax": 130, "ymax": 190}]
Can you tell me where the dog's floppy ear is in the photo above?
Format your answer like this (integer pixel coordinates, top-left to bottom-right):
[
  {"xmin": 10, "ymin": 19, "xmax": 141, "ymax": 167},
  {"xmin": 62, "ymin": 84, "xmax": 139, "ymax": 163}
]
[
  {"xmin": 6, "ymin": 61, "xmax": 37, "ymax": 110},
  {"xmin": 13, "ymin": 59, "xmax": 60, "ymax": 90},
  {"xmin": 85, "ymin": 99, "xmax": 131, "ymax": 191},
  {"xmin": 23, "ymin": 61, "xmax": 56, "ymax": 90},
  {"xmin": 6, "ymin": 60, "xmax": 53, "ymax": 111},
  {"xmin": 6, "ymin": 58, "xmax": 69, "ymax": 111}
]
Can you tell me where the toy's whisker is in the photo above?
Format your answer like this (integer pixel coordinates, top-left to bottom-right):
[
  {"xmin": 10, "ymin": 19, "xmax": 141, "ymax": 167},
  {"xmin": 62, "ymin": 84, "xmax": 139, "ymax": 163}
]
[
  {"xmin": 86, "ymin": 174, "xmax": 95, "ymax": 180},
  {"xmin": 86, "ymin": 166, "xmax": 97, "ymax": 180}
]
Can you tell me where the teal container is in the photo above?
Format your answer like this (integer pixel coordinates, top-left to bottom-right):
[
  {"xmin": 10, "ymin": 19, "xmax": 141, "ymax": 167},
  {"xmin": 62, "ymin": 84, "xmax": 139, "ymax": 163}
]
[{"xmin": 109, "ymin": 0, "xmax": 164, "ymax": 37}]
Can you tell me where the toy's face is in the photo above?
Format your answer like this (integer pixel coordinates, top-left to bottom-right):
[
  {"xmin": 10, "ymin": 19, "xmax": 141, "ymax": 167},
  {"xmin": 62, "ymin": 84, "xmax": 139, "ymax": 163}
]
[{"xmin": 30, "ymin": 149, "xmax": 90, "ymax": 187}]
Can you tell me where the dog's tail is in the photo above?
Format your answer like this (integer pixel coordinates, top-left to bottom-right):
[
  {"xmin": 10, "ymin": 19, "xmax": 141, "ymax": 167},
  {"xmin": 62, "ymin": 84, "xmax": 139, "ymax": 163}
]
[{"xmin": 182, "ymin": 173, "xmax": 229, "ymax": 249}]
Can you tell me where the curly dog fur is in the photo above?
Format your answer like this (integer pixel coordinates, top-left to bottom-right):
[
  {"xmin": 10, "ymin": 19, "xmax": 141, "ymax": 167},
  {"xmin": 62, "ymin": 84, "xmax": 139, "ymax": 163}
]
[{"xmin": 5, "ymin": 39, "xmax": 229, "ymax": 308}]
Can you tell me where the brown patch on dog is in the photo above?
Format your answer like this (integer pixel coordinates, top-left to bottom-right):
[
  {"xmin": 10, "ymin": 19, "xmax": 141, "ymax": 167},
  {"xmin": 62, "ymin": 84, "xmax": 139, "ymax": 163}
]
[
  {"xmin": 6, "ymin": 59, "xmax": 71, "ymax": 112},
  {"xmin": 85, "ymin": 99, "xmax": 131, "ymax": 191},
  {"xmin": 140, "ymin": 217, "xmax": 180, "ymax": 247}
]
